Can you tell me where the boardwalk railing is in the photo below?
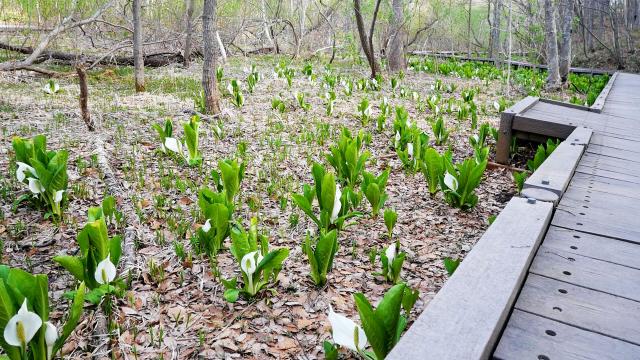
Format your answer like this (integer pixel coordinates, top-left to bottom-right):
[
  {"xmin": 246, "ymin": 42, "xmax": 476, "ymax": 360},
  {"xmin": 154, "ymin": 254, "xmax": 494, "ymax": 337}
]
[{"xmin": 388, "ymin": 107, "xmax": 598, "ymax": 360}]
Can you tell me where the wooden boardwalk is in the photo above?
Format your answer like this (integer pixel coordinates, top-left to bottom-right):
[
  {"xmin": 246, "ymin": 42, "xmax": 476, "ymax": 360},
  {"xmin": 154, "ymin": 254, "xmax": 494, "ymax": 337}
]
[
  {"xmin": 494, "ymin": 72, "xmax": 640, "ymax": 359},
  {"xmin": 388, "ymin": 72, "xmax": 640, "ymax": 359}
]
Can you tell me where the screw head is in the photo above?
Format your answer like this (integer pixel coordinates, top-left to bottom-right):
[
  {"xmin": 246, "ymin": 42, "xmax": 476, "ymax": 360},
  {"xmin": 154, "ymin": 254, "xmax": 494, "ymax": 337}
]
[
  {"xmin": 542, "ymin": 179, "xmax": 550, "ymax": 185},
  {"xmin": 527, "ymin": 197, "xmax": 537, "ymax": 204}
]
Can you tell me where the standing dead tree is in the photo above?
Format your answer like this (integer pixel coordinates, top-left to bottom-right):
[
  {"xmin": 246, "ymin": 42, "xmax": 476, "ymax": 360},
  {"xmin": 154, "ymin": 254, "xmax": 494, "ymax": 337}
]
[
  {"xmin": 203, "ymin": 0, "xmax": 222, "ymax": 115},
  {"xmin": 354, "ymin": 0, "xmax": 383, "ymax": 78},
  {"xmin": 184, "ymin": 0, "xmax": 196, "ymax": 67},
  {"xmin": 133, "ymin": 0, "xmax": 145, "ymax": 92},
  {"xmin": 544, "ymin": 0, "xmax": 561, "ymax": 89},
  {"xmin": 388, "ymin": 0, "xmax": 407, "ymax": 72},
  {"xmin": 558, "ymin": 0, "xmax": 573, "ymax": 83}
]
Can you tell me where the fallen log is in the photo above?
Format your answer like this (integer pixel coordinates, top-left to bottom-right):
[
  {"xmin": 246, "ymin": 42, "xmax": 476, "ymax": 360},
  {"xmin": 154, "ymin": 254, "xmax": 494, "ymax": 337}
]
[{"xmin": 0, "ymin": 42, "xmax": 184, "ymax": 68}]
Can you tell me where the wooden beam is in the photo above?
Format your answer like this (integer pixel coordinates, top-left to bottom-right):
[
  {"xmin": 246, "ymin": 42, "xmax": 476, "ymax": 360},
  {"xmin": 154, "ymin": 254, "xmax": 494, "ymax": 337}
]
[
  {"xmin": 590, "ymin": 72, "xmax": 618, "ymax": 113},
  {"xmin": 387, "ymin": 197, "xmax": 553, "ymax": 360},
  {"xmin": 496, "ymin": 96, "xmax": 539, "ymax": 164}
]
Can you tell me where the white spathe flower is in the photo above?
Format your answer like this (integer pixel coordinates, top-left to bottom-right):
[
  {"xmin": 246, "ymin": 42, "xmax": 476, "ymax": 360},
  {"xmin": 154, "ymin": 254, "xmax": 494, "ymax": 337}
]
[
  {"xmin": 472, "ymin": 135, "xmax": 479, "ymax": 144},
  {"xmin": 164, "ymin": 137, "xmax": 182, "ymax": 154},
  {"xmin": 444, "ymin": 172, "xmax": 459, "ymax": 191},
  {"xmin": 241, "ymin": 251, "xmax": 260, "ymax": 277},
  {"xmin": 493, "ymin": 101, "xmax": 500, "ymax": 111},
  {"xmin": 385, "ymin": 242, "xmax": 397, "ymax": 264},
  {"xmin": 363, "ymin": 105, "xmax": 371, "ymax": 117},
  {"xmin": 201, "ymin": 219, "xmax": 211, "ymax": 233},
  {"xmin": 395, "ymin": 131, "xmax": 401, "ymax": 145},
  {"xmin": 54, "ymin": 190, "xmax": 64, "ymax": 204},
  {"xmin": 43, "ymin": 81, "xmax": 59, "ymax": 95},
  {"xmin": 94, "ymin": 254, "xmax": 117, "ymax": 284},
  {"xmin": 407, "ymin": 143, "xmax": 414, "ymax": 158},
  {"xmin": 3, "ymin": 299, "xmax": 42, "ymax": 348},
  {"xmin": 27, "ymin": 178, "xmax": 45, "ymax": 194},
  {"xmin": 45, "ymin": 321, "xmax": 58, "ymax": 360},
  {"xmin": 330, "ymin": 185, "xmax": 342, "ymax": 224},
  {"xmin": 16, "ymin": 162, "xmax": 36, "ymax": 183},
  {"xmin": 327, "ymin": 305, "xmax": 367, "ymax": 352},
  {"xmin": 226, "ymin": 82, "xmax": 234, "ymax": 94}
]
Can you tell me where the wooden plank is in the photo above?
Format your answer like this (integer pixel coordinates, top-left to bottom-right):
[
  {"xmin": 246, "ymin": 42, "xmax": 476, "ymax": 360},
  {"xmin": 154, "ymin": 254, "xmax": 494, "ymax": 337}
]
[
  {"xmin": 515, "ymin": 274, "xmax": 640, "ymax": 345},
  {"xmin": 579, "ymin": 153, "xmax": 640, "ymax": 176},
  {"xmin": 529, "ymin": 247, "xmax": 640, "ymax": 302},
  {"xmin": 590, "ymin": 134, "xmax": 640, "ymax": 152},
  {"xmin": 496, "ymin": 97, "xmax": 539, "ymax": 164},
  {"xmin": 539, "ymin": 98, "xmax": 596, "ymax": 112},
  {"xmin": 590, "ymin": 72, "xmax": 618, "ymax": 112},
  {"xmin": 553, "ymin": 188, "xmax": 640, "ymax": 242},
  {"xmin": 586, "ymin": 144, "xmax": 640, "ymax": 163},
  {"xmin": 494, "ymin": 310, "xmax": 640, "ymax": 360},
  {"xmin": 570, "ymin": 172, "xmax": 640, "ymax": 199},
  {"xmin": 567, "ymin": 127, "xmax": 593, "ymax": 146},
  {"xmin": 512, "ymin": 115, "xmax": 576, "ymax": 139},
  {"xmin": 386, "ymin": 197, "xmax": 553, "ymax": 360},
  {"xmin": 543, "ymin": 226, "xmax": 640, "ymax": 270},
  {"xmin": 523, "ymin": 141, "xmax": 585, "ymax": 196},
  {"xmin": 575, "ymin": 165, "xmax": 640, "ymax": 184},
  {"xmin": 514, "ymin": 274, "xmax": 640, "ymax": 345}
]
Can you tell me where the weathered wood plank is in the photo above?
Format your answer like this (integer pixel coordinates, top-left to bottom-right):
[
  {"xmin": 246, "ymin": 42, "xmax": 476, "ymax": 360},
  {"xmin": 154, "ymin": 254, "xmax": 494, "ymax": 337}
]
[
  {"xmin": 386, "ymin": 197, "xmax": 553, "ymax": 360},
  {"xmin": 529, "ymin": 247, "xmax": 640, "ymax": 301},
  {"xmin": 514, "ymin": 274, "xmax": 640, "ymax": 345},
  {"xmin": 590, "ymin": 72, "xmax": 618, "ymax": 112},
  {"xmin": 589, "ymin": 134, "xmax": 640, "ymax": 153},
  {"xmin": 496, "ymin": 97, "xmax": 539, "ymax": 164},
  {"xmin": 575, "ymin": 165, "xmax": 640, "ymax": 184},
  {"xmin": 569, "ymin": 173, "xmax": 640, "ymax": 199},
  {"xmin": 543, "ymin": 226, "xmax": 640, "ymax": 269},
  {"xmin": 494, "ymin": 310, "xmax": 640, "ymax": 360},
  {"xmin": 586, "ymin": 144, "xmax": 640, "ymax": 163},
  {"xmin": 523, "ymin": 141, "xmax": 585, "ymax": 196},
  {"xmin": 567, "ymin": 127, "xmax": 593, "ymax": 146},
  {"xmin": 579, "ymin": 153, "xmax": 640, "ymax": 176}
]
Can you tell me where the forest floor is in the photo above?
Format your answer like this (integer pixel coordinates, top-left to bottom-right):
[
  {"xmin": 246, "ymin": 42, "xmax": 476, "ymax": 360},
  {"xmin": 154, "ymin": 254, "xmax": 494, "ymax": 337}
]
[{"xmin": 0, "ymin": 55, "xmax": 576, "ymax": 359}]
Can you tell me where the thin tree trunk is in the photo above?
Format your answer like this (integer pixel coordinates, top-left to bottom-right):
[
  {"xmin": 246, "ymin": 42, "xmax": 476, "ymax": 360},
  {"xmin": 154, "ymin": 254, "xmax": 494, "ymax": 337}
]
[
  {"xmin": 183, "ymin": 0, "xmax": 195, "ymax": 67},
  {"xmin": 203, "ymin": 0, "xmax": 221, "ymax": 114},
  {"xmin": 506, "ymin": 0, "xmax": 513, "ymax": 96},
  {"xmin": 467, "ymin": 0, "xmax": 473, "ymax": 57},
  {"xmin": 76, "ymin": 65, "xmax": 94, "ymax": 131},
  {"xmin": 609, "ymin": 5, "xmax": 625, "ymax": 69},
  {"xmin": 490, "ymin": 0, "xmax": 502, "ymax": 62},
  {"xmin": 544, "ymin": 0, "xmax": 561, "ymax": 89},
  {"xmin": 353, "ymin": 0, "xmax": 381, "ymax": 78},
  {"xmin": 216, "ymin": 30, "xmax": 227, "ymax": 62},
  {"xmin": 558, "ymin": 0, "xmax": 573, "ymax": 83},
  {"xmin": 133, "ymin": 0, "xmax": 144, "ymax": 92},
  {"xmin": 388, "ymin": 0, "xmax": 406, "ymax": 72},
  {"xmin": 261, "ymin": 0, "xmax": 275, "ymax": 48}
]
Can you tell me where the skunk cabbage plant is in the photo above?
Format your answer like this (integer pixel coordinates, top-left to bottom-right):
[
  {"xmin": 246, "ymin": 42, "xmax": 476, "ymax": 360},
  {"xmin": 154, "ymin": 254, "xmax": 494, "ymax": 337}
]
[
  {"xmin": 0, "ymin": 266, "xmax": 85, "ymax": 360},
  {"xmin": 12, "ymin": 135, "xmax": 68, "ymax": 218},
  {"xmin": 222, "ymin": 218, "xmax": 289, "ymax": 302},
  {"xmin": 361, "ymin": 168, "xmax": 390, "ymax": 217},
  {"xmin": 302, "ymin": 229, "xmax": 339, "ymax": 286},
  {"xmin": 326, "ymin": 128, "xmax": 369, "ymax": 187}
]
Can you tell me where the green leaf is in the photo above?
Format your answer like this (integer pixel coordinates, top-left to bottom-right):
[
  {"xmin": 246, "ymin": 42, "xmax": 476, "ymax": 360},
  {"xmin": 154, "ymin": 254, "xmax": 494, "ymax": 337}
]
[
  {"xmin": 53, "ymin": 282, "xmax": 85, "ymax": 356},
  {"xmin": 322, "ymin": 341, "xmax": 339, "ymax": 360},
  {"xmin": 223, "ymin": 289, "xmax": 240, "ymax": 303},
  {"xmin": 53, "ymin": 255, "xmax": 85, "ymax": 282},
  {"xmin": 354, "ymin": 293, "xmax": 389, "ymax": 360},
  {"xmin": 443, "ymin": 257, "xmax": 461, "ymax": 276}
]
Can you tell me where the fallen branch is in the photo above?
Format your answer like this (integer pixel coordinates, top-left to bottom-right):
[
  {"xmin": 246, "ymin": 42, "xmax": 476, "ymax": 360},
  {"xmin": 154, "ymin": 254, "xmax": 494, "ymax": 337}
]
[
  {"xmin": 0, "ymin": 42, "xmax": 185, "ymax": 68},
  {"xmin": 487, "ymin": 161, "xmax": 529, "ymax": 173}
]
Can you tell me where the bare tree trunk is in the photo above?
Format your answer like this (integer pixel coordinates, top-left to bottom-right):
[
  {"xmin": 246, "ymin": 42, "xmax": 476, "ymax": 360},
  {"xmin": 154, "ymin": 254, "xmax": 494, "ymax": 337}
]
[
  {"xmin": 388, "ymin": 0, "xmax": 406, "ymax": 72},
  {"xmin": 77, "ymin": 66, "xmax": 94, "ymax": 131},
  {"xmin": 354, "ymin": 0, "xmax": 381, "ymax": 78},
  {"xmin": 216, "ymin": 30, "xmax": 227, "ymax": 62},
  {"xmin": 261, "ymin": 0, "xmax": 275, "ymax": 48},
  {"xmin": 203, "ymin": 0, "xmax": 221, "ymax": 114},
  {"xmin": 183, "ymin": 0, "xmax": 195, "ymax": 67},
  {"xmin": 558, "ymin": 0, "xmax": 573, "ymax": 83},
  {"xmin": 133, "ymin": 0, "xmax": 144, "ymax": 92},
  {"xmin": 609, "ymin": 5, "xmax": 625, "ymax": 69},
  {"xmin": 467, "ymin": 0, "xmax": 473, "ymax": 57},
  {"xmin": 490, "ymin": 0, "xmax": 502, "ymax": 61},
  {"xmin": 586, "ymin": 0, "xmax": 594, "ymax": 51},
  {"xmin": 544, "ymin": 0, "xmax": 561, "ymax": 89}
]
